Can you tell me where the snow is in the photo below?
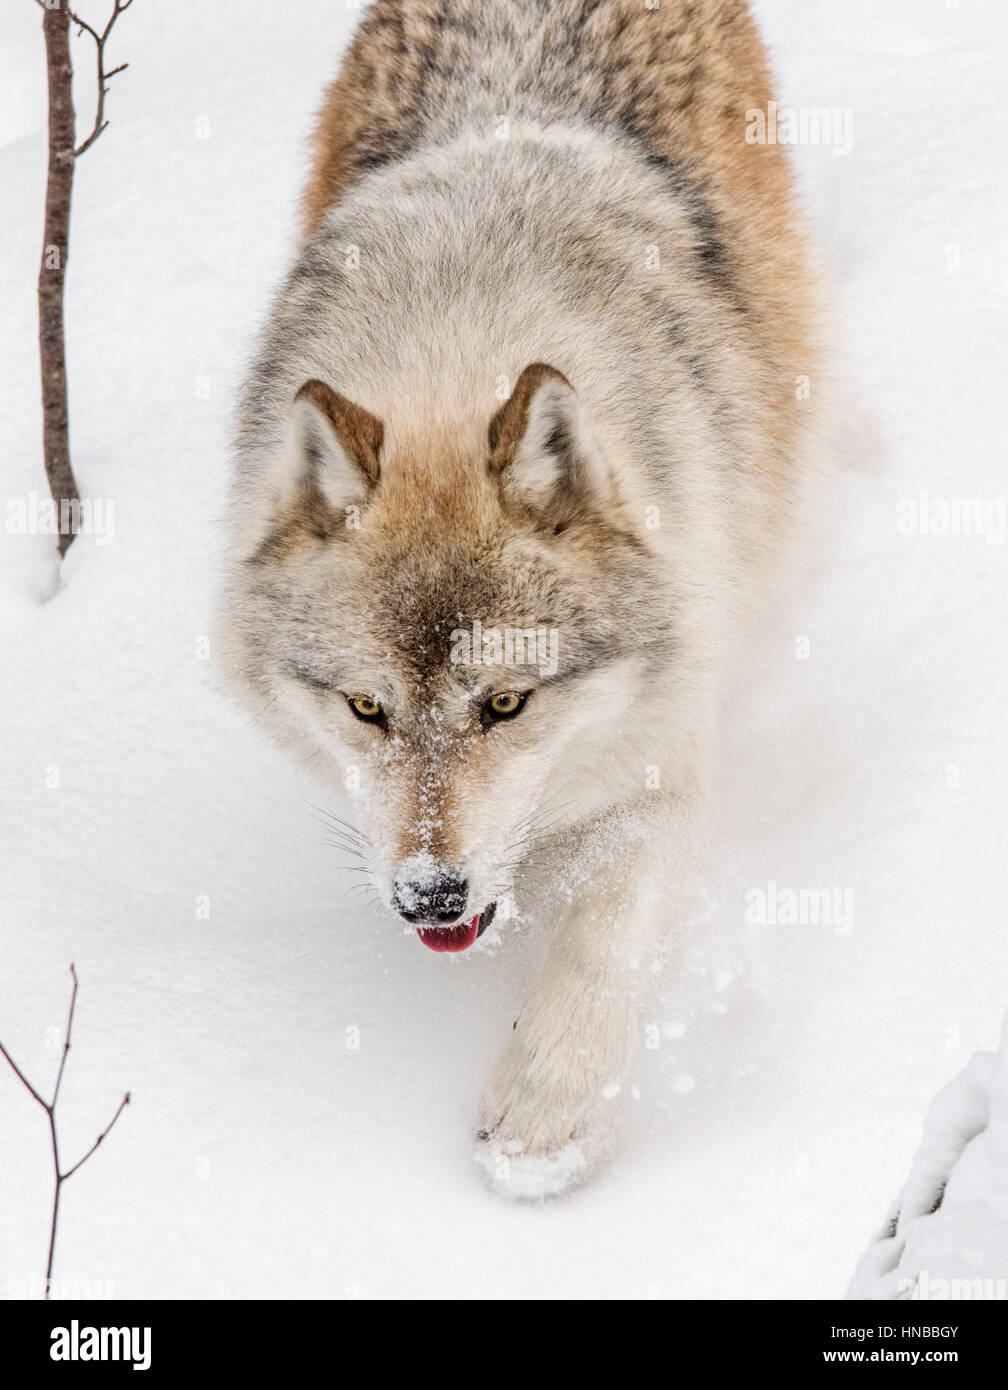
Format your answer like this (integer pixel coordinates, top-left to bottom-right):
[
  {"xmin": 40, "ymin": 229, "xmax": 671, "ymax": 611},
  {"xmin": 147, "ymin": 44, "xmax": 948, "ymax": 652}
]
[
  {"xmin": 1, "ymin": 0, "xmax": 1006, "ymax": 1297},
  {"xmin": 850, "ymin": 1017, "xmax": 1008, "ymax": 1300}
]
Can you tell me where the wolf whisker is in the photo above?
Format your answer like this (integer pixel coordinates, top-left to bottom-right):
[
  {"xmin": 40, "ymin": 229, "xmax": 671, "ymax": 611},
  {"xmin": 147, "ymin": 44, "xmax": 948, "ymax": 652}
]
[
  {"xmin": 318, "ymin": 833, "xmax": 367, "ymax": 859},
  {"xmin": 304, "ymin": 800, "xmax": 369, "ymax": 845},
  {"xmin": 508, "ymin": 795, "xmax": 576, "ymax": 841},
  {"xmin": 346, "ymin": 881, "xmax": 380, "ymax": 902},
  {"xmin": 236, "ymin": 693, "xmax": 277, "ymax": 733}
]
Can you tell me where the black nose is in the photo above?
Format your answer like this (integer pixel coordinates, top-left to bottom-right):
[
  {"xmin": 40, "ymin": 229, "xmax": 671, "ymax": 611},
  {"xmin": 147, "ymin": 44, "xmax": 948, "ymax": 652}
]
[{"xmin": 393, "ymin": 873, "xmax": 469, "ymax": 924}]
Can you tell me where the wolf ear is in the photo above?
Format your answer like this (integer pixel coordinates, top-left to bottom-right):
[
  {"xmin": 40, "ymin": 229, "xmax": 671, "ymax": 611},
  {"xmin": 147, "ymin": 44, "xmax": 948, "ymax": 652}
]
[
  {"xmin": 245, "ymin": 381, "xmax": 382, "ymax": 560},
  {"xmin": 488, "ymin": 363, "xmax": 611, "ymax": 519},
  {"xmin": 289, "ymin": 378, "xmax": 383, "ymax": 513}
]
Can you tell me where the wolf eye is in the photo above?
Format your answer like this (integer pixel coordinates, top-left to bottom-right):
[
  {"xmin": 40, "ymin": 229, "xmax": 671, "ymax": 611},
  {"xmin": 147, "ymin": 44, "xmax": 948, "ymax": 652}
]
[
  {"xmin": 484, "ymin": 691, "xmax": 527, "ymax": 723},
  {"xmin": 348, "ymin": 695, "xmax": 384, "ymax": 724}
]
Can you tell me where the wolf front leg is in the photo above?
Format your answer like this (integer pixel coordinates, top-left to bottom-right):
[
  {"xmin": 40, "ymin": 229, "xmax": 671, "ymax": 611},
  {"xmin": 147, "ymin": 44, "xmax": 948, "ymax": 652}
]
[{"xmin": 475, "ymin": 800, "xmax": 696, "ymax": 1199}]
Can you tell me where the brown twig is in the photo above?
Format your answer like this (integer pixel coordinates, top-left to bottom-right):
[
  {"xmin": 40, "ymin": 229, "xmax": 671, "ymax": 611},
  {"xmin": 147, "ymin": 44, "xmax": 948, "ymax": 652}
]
[
  {"xmin": 30, "ymin": 0, "xmax": 134, "ymax": 159},
  {"xmin": 30, "ymin": 0, "xmax": 136, "ymax": 554},
  {"xmin": 67, "ymin": 0, "xmax": 134, "ymax": 157},
  {"xmin": 0, "ymin": 964, "xmax": 130, "ymax": 1300}
]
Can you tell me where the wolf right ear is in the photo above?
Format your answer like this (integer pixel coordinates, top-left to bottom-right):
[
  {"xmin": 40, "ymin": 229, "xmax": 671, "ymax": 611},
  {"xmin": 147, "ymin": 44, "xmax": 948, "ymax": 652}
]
[
  {"xmin": 245, "ymin": 380, "xmax": 382, "ymax": 560},
  {"xmin": 289, "ymin": 378, "xmax": 383, "ymax": 512}
]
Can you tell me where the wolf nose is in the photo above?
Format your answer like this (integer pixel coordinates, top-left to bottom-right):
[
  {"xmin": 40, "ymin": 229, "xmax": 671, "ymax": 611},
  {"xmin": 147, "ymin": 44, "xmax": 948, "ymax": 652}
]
[{"xmin": 393, "ymin": 873, "xmax": 469, "ymax": 925}]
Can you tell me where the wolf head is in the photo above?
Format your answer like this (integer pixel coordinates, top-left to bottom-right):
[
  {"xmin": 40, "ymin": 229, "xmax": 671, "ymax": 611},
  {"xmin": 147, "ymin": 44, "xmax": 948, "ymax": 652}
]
[{"xmin": 221, "ymin": 363, "xmax": 671, "ymax": 951}]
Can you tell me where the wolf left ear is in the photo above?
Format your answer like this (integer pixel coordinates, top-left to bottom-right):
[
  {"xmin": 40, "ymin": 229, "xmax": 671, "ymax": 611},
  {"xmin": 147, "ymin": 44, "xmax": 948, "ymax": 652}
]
[{"xmin": 488, "ymin": 363, "xmax": 611, "ymax": 519}]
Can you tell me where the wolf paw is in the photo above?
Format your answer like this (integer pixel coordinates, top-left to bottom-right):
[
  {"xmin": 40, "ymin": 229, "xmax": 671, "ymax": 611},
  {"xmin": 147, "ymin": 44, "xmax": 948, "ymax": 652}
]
[
  {"xmin": 474, "ymin": 1030, "xmax": 620, "ymax": 1199},
  {"xmin": 473, "ymin": 1132, "xmax": 588, "ymax": 1200}
]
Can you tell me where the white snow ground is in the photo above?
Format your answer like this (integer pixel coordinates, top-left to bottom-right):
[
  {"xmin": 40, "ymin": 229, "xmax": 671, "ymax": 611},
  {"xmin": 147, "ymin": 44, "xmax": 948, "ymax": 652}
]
[
  {"xmin": 1, "ymin": 0, "xmax": 1006, "ymax": 1299},
  {"xmin": 850, "ymin": 1017, "xmax": 1008, "ymax": 1300}
]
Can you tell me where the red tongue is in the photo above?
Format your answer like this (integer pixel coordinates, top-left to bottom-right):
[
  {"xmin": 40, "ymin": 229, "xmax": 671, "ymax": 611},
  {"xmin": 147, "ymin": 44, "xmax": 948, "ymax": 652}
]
[{"xmin": 417, "ymin": 914, "xmax": 481, "ymax": 953}]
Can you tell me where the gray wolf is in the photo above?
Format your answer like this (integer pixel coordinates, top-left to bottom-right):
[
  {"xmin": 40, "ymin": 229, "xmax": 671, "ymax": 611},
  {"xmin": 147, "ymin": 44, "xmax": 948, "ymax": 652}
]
[{"xmin": 219, "ymin": 0, "xmax": 822, "ymax": 1196}]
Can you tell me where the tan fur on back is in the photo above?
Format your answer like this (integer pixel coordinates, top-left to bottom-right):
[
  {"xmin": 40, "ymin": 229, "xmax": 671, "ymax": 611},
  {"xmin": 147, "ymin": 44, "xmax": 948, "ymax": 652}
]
[{"xmin": 302, "ymin": 0, "xmax": 818, "ymax": 521}]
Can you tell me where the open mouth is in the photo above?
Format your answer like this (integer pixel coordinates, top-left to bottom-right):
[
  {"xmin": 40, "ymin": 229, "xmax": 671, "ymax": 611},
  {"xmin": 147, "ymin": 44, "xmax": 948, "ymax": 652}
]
[{"xmin": 417, "ymin": 901, "xmax": 496, "ymax": 953}]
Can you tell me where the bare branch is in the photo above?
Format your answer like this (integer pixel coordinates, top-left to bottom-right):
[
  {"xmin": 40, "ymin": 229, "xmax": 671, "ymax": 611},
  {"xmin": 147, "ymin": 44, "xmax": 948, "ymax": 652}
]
[
  {"xmin": 63, "ymin": 1092, "xmax": 131, "ymax": 1180},
  {"xmin": 0, "ymin": 1039, "xmax": 49, "ymax": 1111},
  {"xmin": 32, "ymin": 1, "xmax": 137, "ymax": 546},
  {"xmin": 67, "ymin": 2, "xmax": 135, "ymax": 158},
  {"xmin": 0, "ymin": 965, "xmax": 130, "ymax": 1299},
  {"xmin": 35, "ymin": 0, "xmax": 80, "ymax": 549},
  {"xmin": 69, "ymin": 12, "xmax": 101, "ymax": 46},
  {"xmin": 51, "ymin": 962, "xmax": 78, "ymax": 1108}
]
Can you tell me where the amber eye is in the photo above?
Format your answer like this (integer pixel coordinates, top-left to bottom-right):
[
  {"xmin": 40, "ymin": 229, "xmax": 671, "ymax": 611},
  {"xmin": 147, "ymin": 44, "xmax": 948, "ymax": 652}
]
[
  {"xmin": 484, "ymin": 690, "xmax": 527, "ymax": 722},
  {"xmin": 348, "ymin": 695, "xmax": 384, "ymax": 724}
]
